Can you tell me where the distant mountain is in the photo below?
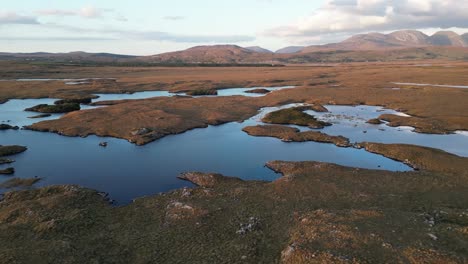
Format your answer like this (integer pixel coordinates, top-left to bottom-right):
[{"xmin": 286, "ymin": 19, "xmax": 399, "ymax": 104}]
[
  {"xmin": 145, "ymin": 45, "xmax": 271, "ymax": 64},
  {"xmin": 428, "ymin": 31, "xmax": 467, "ymax": 47},
  {"xmin": 299, "ymin": 30, "xmax": 467, "ymax": 53},
  {"xmin": 388, "ymin": 30, "xmax": 430, "ymax": 46},
  {"xmin": 275, "ymin": 46, "xmax": 305, "ymax": 54},
  {"xmin": 245, "ymin": 46, "xmax": 273, "ymax": 53},
  {"xmin": 0, "ymin": 51, "xmax": 136, "ymax": 62},
  {"xmin": 2, "ymin": 30, "xmax": 468, "ymax": 65},
  {"xmin": 463, "ymin": 33, "xmax": 468, "ymax": 44}
]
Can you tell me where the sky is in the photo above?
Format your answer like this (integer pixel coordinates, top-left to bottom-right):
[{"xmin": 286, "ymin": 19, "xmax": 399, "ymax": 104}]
[{"xmin": 1, "ymin": 0, "xmax": 468, "ymax": 55}]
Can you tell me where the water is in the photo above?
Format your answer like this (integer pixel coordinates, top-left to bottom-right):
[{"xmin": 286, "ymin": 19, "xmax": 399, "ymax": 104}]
[
  {"xmin": 0, "ymin": 109, "xmax": 410, "ymax": 204},
  {"xmin": 306, "ymin": 105, "xmax": 468, "ymax": 157},
  {"xmin": 0, "ymin": 86, "xmax": 295, "ymax": 127},
  {"xmin": 393, "ymin": 82, "xmax": 468, "ymax": 89},
  {"xmin": 1, "ymin": 93, "xmax": 466, "ymax": 204}
]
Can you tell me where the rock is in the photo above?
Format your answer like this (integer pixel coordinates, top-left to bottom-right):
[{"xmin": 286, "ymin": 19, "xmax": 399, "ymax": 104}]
[
  {"xmin": 0, "ymin": 167, "xmax": 15, "ymax": 175},
  {"xmin": 0, "ymin": 124, "xmax": 19, "ymax": 130},
  {"xmin": 428, "ymin": 233, "xmax": 438, "ymax": 241}
]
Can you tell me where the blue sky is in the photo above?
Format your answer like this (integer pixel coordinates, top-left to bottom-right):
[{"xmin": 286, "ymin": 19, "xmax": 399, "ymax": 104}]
[{"xmin": 1, "ymin": 0, "xmax": 467, "ymax": 55}]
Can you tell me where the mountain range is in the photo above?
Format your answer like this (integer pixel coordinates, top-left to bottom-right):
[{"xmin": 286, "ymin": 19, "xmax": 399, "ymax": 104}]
[{"xmin": 2, "ymin": 30, "xmax": 468, "ymax": 64}]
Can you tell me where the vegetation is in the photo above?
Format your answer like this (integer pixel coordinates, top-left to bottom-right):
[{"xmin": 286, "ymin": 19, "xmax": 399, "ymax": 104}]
[
  {"xmin": 243, "ymin": 125, "xmax": 351, "ymax": 147},
  {"xmin": 0, "ymin": 124, "xmax": 19, "ymax": 130},
  {"xmin": 0, "ymin": 177, "xmax": 41, "ymax": 189},
  {"xmin": 245, "ymin": 88, "xmax": 270, "ymax": 94},
  {"xmin": 367, "ymin": 118, "xmax": 383, "ymax": 125},
  {"xmin": 54, "ymin": 98, "xmax": 93, "ymax": 105},
  {"xmin": 262, "ymin": 107, "xmax": 331, "ymax": 128},
  {"xmin": 0, "ymin": 145, "xmax": 27, "ymax": 157},
  {"xmin": 0, "ymin": 167, "xmax": 15, "ymax": 175},
  {"xmin": 25, "ymin": 103, "xmax": 80, "ymax": 113},
  {"xmin": 0, "ymin": 143, "xmax": 466, "ymax": 263},
  {"xmin": 186, "ymin": 89, "xmax": 218, "ymax": 96}
]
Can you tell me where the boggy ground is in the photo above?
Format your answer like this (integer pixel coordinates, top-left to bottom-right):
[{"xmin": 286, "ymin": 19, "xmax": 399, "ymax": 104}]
[
  {"xmin": 0, "ymin": 143, "xmax": 467, "ymax": 263},
  {"xmin": 4, "ymin": 60, "xmax": 464, "ymax": 144}
]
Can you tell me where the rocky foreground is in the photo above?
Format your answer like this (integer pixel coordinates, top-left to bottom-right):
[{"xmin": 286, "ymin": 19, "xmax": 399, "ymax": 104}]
[{"xmin": 0, "ymin": 144, "xmax": 467, "ymax": 263}]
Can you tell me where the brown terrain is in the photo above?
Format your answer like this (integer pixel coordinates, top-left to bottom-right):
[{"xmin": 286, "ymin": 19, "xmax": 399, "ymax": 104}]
[
  {"xmin": 0, "ymin": 56, "xmax": 468, "ymax": 262},
  {"xmin": 242, "ymin": 125, "xmax": 351, "ymax": 147},
  {"xmin": 0, "ymin": 60, "xmax": 465, "ymax": 144},
  {"xmin": 0, "ymin": 144, "xmax": 466, "ymax": 263}
]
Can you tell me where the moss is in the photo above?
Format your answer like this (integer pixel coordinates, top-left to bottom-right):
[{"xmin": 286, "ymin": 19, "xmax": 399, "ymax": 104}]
[
  {"xmin": 54, "ymin": 98, "xmax": 93, "ymax": 105},
  {"xmin": 262, "ymin": 107, "xmax": 331, "ymax": 128},
  {"xmin": 0, "ymin": 167, "xmax": 14, "ymax": 175},
  {"xmin": 0, "ymin": 158, "xmax": 15, "ymax": 165},
  {"xmin": 0, "ymin": 177, "xmax": 41, "ymax": 188},
  {"xmin": 0, "ymin": 124, "xmax": 19, "ymax": 130},
  {"xmin": 367, "ymin": 118, "xmax": 383, "ymax": 125},
  {"xmin": 25, "ymin": 103, "xmax": 80, "ymax": 113},
  {"xmin": 186, "ymin": 89, "xmax": 218, "ymax": 96},
  {"xmin": 245, "ymin": 88, "xmax": 270, "ymax": 94},
  {"xmin": 0, "ymin": 145, "xmax": 27, "ymax": 157},
  {"xmin": 243, "ymin": 125, "xmax": 350, "ymax": 147}
]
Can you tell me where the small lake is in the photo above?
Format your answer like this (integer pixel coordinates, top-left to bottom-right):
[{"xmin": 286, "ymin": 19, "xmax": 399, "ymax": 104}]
[{"xmin": 1, "ymin": 90, "xmax": 467, "ymax": 204}]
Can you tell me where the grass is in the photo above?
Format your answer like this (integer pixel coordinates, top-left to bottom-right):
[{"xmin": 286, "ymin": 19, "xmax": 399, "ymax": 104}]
[
  {"xmin": 186, "ymin": 89, "xmax": 218, "ymax": 96},
  {"xmin": 25, "ymin": 103, "xmax": 80, "ymax": 113},
  {"xmin": 262, "ymin": 107, "xmax": 331, "ymax": 128},
  {"xmin": 0, "ymin": 145, "xmax": 27, "ymax": 157},
  {"xmin": 0, "ymin": 177, "xmax": 41, "ymax": 188}
]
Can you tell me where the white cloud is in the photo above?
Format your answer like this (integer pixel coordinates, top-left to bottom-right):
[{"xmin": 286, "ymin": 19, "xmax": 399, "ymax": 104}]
[
  {"xmin": 0, "ymin": 12, "xmax": 38, "ymax": 25},
  {"xmin": 37, "ymin": 6, "xmax": 124, "ymax": 20},
  {"xmin": 264, "ymin": 0, "xmax": 468, "ymax": 42},
  {"xmin": 163, "ymin": 16, "xmax": 186, "ymax": 21}
]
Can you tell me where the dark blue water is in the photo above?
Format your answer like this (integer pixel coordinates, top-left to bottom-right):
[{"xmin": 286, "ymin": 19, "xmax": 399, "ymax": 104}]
[
  {"xmin": 0, "ymin": 103, "xmax": 413, "ymax": 204},
  {"xmin": 1, "ymin": 95, "xmax": 466, "ymax": 204}
]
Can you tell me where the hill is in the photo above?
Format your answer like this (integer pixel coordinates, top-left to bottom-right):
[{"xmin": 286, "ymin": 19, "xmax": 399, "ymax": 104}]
[{"xmin": 245, "ymin": 46, "xmax": 273, "ymax": 53}]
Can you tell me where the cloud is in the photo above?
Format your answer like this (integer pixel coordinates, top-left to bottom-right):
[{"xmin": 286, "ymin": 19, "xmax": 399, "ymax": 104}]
[
  {"xmin": 163, "ymin": 16, "xmax": 186, "ymax": 21},
  {"xmin": 27, "ymin": 23, "xmax": 255, "ymax": 43},
  {"xmin": 0, "ymin": 12, "xmax": 39, "ymax": 25},
  {"xmin": 264, "ymin": 0, "xmax": 468, "ymax": 41},
  {"xmin": 37, "ymin": 6, "xmax": 123, "ymax": 20},
  {"xmin": 127, "ymin": 31, "xmax": 254, "ymax": 43}
]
